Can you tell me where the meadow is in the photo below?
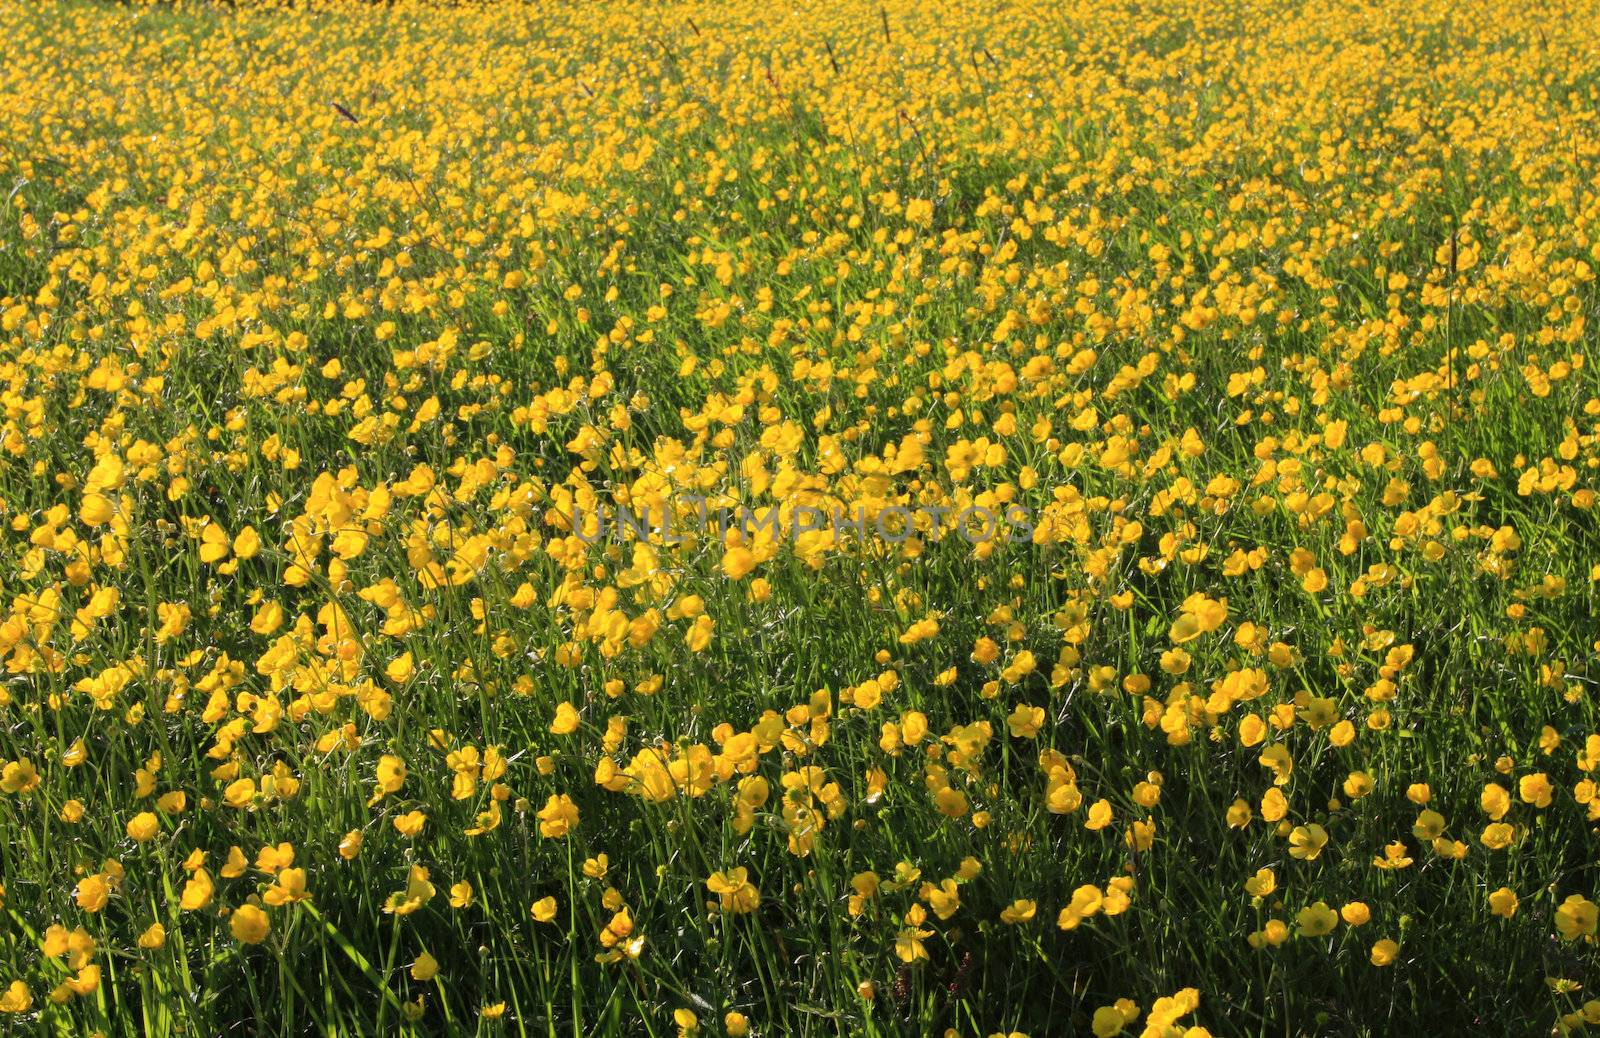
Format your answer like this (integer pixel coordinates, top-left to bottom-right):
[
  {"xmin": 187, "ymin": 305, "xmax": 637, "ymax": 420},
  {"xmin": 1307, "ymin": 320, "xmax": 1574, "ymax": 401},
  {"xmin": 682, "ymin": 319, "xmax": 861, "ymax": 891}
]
[{"xmin": 2, "ymin": 0, "xmax": 1600, "ymax": 1033}]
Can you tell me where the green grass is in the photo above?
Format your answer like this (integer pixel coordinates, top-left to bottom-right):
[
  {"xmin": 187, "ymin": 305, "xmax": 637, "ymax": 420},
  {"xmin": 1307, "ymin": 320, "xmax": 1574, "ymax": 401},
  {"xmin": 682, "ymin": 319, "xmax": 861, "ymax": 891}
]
[{"xmin": 1, "ymin": 0, "xmax": 1600, "ymax": 1035}]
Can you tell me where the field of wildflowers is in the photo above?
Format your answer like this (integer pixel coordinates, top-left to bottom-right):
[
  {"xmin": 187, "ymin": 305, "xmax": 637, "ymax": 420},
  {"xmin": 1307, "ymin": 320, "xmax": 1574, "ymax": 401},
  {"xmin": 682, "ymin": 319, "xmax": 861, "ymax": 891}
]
[{"xmin": 2, "ymin": 0, "xmax": 1600, "ymax": 1033}]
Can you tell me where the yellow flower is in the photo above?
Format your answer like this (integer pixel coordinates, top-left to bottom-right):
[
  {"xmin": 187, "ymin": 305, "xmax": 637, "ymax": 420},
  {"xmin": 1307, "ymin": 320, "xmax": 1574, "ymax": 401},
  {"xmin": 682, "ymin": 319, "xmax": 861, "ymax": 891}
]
[
  {"xmin": 536, "ymin": 794, "xmax": 579, "ymax": 838},
  {"xmin": 1258, "ymin": 744, "xmax": 1293, "ymax": 785},
  {"xmin": 256, "ymin": 843, "xmax": 294, "ymax": 873},
  {"xmin": 1556, "ymin": 895, "xmax": 1599, "ymax": 941},
  {"xmin": 1370, "ymin": 939, "xmax": 1400, "ymax": 966},
  {"xmin": 531, "ymin": 896, "xmax": 559, "ymax": 923},
  {"xmin": 1296, "ymin": 901, "xmax": 1338, "ymax": 937},
  {"xmin": 262, "ymin": 868, "xmax": 310, "ymax": 906},
  {"xmin": 1000, "ymin": 899, "xmax": 1036, "ymax": 925},
  {"xmin": 180, "ymin": 869, "xmax": 215, "ymax": 911},
  {"xmin": 1225, "ymin": 799, "xmax": 1253, "ymax": 828},
  {"xmin": 1125, "ymin": 819, "xmax": 1156, "ymax": 851},
  {"xmin": 79, "ymin": 493, "xmax": 114, "ymax": 527},
  {"xmin": 1006, "ymin": 703, "xmax": 1044, "ymax": 738},
  {"xmin": 1488, "ymin": 887, "xmax": 1519, "ymax": 918},
  {"xmin": 385, "ymin": 653, "xmax": 416, "ymax": 684},
  {"xmin": 1342, "ymin": 771, "xmax": 1373, "ymax": 799},
  {"xmin": 75, "ymin": 874, "xmax": 110, "ymax": 913},
  {"xmin": 1287, "ymin": 824, "xmax": 1328, "ymax": 861},
  {"xmin": 1518, "ymin": 772, "xmax": 1553, "ymax": 808},
  {"xmin": 1169, "ymin": 594, "xmax": 1228, "ymax": 643},
  {"xmin": 1412, "ymin": 809, "xmax": 1445, "ymax": 841},
  {"xmin": 1092, "ymin": 1005, "xmax": 1129, "ymax": 1037},
  {"xmin": 707, "ymin": 868, "xmax": 761, "ymax": 914},
  {"xmin": 1479, "ymin": 822, "xmax": 1514, "ymax": 850},
  {"xmin": 384, "ymin": 866, "xmax": 436, "ymax": 916},
  {"xmin": 375, "ymin": 755, "xmax": 407, "ymax": 796},
  {"xmin": 1371, "ymin": 842, "xmax": 1413, "ymax": 871},
  {"xmin": 230, "ymin": 904, "xmax": 270, "ymax": 944},
  {"xmin": 722, "ymin": 546, "xmax": 756, "ymax": 580},
  {"xmin": 1085, "ymin": 799, "xmax": 1114, "ymax": 830},
  {"xmin": 233, "ymin": 525, "xmax": 261, "ymax": 559},
  {"xmin": 923, "ymin": 878, "xmax": 961, "ymax": 920},
  {"xmin": 223, "ymin": 777, "xmax": 256, "ymax": 809},
  {"xmin": 934, "ymin": 786, "xmax": 969, "ymax": 818},
  {"xmin": 550, "ymin": 701, "xmax": 580, "ymax": 735},
  {"xmin": 1057, "ymin": 884, "xmax": 1104, "ymax": 931},
  {"xmin": 125, "ymin": 811, "xmax": 160, "ymax": 843},
  {"xmin": 1243, "ymin": 868, "xmax": 1276, "ymax": 898},
  {"xmin": 0, "ymin": 980, "xmax": 31, "ymax": 1014}
]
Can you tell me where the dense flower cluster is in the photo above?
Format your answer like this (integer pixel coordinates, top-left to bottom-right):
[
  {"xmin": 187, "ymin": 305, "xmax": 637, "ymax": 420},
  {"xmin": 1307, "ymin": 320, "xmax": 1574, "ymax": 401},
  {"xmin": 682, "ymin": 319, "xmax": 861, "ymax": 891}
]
[{"xmin": 2, "ymin": 0, "xmax": 1600, "ymax": 1033}]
